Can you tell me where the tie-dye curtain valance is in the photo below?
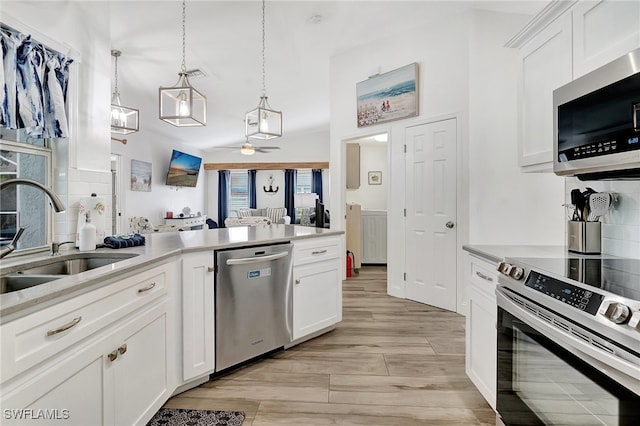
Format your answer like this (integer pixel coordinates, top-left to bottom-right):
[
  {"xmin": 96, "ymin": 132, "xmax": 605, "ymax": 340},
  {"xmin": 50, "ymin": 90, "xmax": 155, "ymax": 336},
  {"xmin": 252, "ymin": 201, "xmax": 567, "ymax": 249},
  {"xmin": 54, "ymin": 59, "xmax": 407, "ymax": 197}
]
[{"xmin": 1, "ymin": 25, "xmax": 73, "ymax": 139}]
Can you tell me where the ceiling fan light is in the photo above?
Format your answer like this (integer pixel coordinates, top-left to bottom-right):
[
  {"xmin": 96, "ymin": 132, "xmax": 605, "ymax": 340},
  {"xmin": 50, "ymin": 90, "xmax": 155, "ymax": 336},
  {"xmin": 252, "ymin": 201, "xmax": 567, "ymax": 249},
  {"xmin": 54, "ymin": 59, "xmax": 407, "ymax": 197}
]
[
  {"xmin": 240, "ymin": 143, "xmax": 256, "ymax": 155},
  {"xmin": 110, "ymin": 50, "xmax": 139, "ymax": 135}
]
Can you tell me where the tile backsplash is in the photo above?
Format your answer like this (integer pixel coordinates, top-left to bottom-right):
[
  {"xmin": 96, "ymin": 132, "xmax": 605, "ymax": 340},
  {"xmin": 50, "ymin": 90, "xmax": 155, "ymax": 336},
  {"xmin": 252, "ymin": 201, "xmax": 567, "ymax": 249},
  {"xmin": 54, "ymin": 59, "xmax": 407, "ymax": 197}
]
[{"xmin": 565, "ymin": 177, "xmax": 640, "ymax": 259}]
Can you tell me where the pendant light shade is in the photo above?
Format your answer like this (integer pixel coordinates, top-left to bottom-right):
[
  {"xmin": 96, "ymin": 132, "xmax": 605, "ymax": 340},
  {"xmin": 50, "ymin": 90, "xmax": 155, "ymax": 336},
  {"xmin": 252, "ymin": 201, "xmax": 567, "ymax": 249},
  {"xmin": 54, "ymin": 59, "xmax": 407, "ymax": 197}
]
[
  {"xmin": 159, "ymin": 0, "xmax": 207, "ymax": 127},
  {"xmin": 110, "ymin": 50, "xmax": 139, "ymax": 134},
  {"xmin": 245, "ymin": 0, "xmax": 281, "ymax": 140}
]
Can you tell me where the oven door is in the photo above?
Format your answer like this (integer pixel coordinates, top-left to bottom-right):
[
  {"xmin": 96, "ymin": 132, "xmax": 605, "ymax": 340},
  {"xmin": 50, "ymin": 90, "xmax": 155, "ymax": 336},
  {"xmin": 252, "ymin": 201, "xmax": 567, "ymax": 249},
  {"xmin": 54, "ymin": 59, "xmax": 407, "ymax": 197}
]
[{"xmin": 496, "ymin": 289, "xmax": 640, "ymax": 426}]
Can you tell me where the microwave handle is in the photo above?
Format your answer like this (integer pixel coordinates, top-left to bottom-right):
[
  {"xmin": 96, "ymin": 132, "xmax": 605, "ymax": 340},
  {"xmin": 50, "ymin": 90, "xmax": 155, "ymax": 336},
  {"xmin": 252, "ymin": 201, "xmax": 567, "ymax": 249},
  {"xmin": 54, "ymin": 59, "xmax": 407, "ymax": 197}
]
[{"xmin": 634, "ymin": 102, "xmax": 639, "ymax": 132}]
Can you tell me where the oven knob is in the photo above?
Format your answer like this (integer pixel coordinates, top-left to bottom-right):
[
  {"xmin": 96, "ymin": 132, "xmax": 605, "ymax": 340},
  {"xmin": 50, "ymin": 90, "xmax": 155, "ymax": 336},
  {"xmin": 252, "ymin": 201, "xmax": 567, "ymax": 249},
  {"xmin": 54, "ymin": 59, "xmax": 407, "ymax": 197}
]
[
  {"xmin": 497, "ymin": 261, "xmax": 512, "ymax": 275},
  {"xmin": 509, "ymin": 267, "xmax": 525, "ymax": 280},
  {"xmin": 628, "ymin": 312, "xmax": 640, "ymax": 331},
  {"xmin": 598, "ymin": 301, "xmax": 631, "ymax": 324}
]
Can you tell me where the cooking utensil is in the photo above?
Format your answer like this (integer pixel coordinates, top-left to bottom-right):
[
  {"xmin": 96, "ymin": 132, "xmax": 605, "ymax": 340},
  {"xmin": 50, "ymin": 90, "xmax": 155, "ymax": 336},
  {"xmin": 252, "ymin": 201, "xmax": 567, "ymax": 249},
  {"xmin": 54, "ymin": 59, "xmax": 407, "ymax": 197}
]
[
  {"xmin": 570, "ymin": 189, "xmax": 582, "ymax": 221},
  {"xmin": 588, "ymin": 192, "xmax": 612, "ymax": 221}
]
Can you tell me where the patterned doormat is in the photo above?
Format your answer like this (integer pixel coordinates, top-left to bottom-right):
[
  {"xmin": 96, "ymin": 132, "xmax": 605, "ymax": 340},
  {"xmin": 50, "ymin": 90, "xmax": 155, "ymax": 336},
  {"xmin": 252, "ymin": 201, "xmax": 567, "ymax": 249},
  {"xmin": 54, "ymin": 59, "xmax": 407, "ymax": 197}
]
[{"xmin": 146, "ymin": 408, "xmax": 245, "ymax": 426}]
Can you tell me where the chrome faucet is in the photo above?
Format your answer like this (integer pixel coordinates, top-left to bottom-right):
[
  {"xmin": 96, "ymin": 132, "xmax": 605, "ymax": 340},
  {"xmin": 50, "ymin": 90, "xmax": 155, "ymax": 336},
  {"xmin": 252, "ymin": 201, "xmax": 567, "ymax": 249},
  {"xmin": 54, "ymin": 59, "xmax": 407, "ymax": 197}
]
[
  {"xmin": 50, "ymin": 241, "xmax": 76, "ymax": 256},
  {"xmin": 0, "ymin": 178, "xmax": 66, "ymax": 259}
]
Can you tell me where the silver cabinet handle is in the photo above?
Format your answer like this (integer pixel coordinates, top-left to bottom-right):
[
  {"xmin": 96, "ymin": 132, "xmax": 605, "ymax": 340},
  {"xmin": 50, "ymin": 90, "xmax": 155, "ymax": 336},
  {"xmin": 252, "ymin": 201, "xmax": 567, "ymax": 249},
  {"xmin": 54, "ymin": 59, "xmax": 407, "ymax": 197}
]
[
  {"xmin": 226, "ymin": 251, "xmax": 288, "ymax": 265},
  {"xmin": 47, "ymin": 316, "xmax": 82, "ymax": 336},
  {"xmin": 107, "ymin": 350, "xmax": 118, "ymax": 362},
  {"xmin": 295, "ymin": 279, "xmax": 301, "ymax": 284},
  {"xmin": 475, "ymin": 271, "xmax": 494, "ymax": 282},
  {"xmin": 118, "ymin": 343, "xmax": 127, "ymax": 355},
  {"xmin": 312, "ymin": 249, "xmax": 328, "ymax": 255},
  {"xmin": 445, "ymin": 221, "xmax": 455, "ymax": 229},
  {"xmin": 207, "ymin": 266, "xmax": 214, "ymax": 273},
  {"xmin": 137, "ymin": 282, "xmax": 156, "ymax": 294}
]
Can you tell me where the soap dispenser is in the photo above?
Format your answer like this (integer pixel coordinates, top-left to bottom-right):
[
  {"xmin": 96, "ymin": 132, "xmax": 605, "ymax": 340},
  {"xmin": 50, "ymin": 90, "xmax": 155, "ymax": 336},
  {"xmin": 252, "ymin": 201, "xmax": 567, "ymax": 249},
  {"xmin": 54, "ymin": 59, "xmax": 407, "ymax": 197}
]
[{"xmin": 79, "ymin": 212, "xmax": 97, "ymax": 251}]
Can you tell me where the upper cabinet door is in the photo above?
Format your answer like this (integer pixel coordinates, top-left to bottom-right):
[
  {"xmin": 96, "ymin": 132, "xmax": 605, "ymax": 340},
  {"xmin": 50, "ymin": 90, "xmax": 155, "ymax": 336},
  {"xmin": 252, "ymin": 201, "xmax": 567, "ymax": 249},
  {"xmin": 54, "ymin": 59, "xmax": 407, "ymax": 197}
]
[
  {"xmin": 518, "ymin": 13, "xmax": 573, "ymax": 171},
  {"xmin": 573, "ymin": 0, "xmax": 640, "ymax": 78}
]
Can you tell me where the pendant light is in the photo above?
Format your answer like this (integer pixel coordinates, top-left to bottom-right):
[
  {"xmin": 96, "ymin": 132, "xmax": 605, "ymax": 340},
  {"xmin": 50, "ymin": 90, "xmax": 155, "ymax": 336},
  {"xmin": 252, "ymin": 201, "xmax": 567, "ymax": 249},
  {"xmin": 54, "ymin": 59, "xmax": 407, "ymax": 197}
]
[
  {"xmin": 110, "ymin": 50, "xmax": 139, "ymax": 134},
  {"xmin": 159, "ymin": 0, "xmax": 206, "ymax": 127},
  {"xmin": 245, "ymin": 0, "xmax": 282, "ymax": 140}
]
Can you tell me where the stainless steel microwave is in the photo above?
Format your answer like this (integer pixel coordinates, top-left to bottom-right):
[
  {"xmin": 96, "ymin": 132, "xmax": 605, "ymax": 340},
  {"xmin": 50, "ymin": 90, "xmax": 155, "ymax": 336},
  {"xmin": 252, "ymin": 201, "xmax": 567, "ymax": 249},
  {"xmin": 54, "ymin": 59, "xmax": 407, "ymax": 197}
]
[{"xmin": 553, "ymin": 48, "xmax": 640, "ymax": 180}]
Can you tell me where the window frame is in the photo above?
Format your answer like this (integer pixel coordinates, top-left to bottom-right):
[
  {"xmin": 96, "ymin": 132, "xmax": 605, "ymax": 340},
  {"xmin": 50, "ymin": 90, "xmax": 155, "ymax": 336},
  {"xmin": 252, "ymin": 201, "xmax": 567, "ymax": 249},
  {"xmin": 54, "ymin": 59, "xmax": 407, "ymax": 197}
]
[{"xmin": 0, "ymin": 139, "xmax": 54, "ymax": 254}]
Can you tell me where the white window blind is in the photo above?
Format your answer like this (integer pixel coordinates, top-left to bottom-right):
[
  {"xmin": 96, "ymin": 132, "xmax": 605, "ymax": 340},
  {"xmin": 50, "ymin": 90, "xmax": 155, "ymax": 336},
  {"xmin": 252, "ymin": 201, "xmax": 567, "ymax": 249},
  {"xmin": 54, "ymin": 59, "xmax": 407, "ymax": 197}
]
[
  {"xmin": 296, "ymin": 169, "xmax": 312, "ymax": 194},
  {"xmin": 229, "ymin": 170, "xmax": 249, "ymax": 215}
]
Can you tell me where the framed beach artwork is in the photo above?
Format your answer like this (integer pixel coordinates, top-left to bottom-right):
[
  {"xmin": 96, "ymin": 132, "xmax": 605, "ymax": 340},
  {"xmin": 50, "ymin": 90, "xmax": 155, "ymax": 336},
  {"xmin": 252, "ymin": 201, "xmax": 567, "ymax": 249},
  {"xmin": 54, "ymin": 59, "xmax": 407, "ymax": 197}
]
[
  {"xmin": 356, "ymin": 63, "xmax": 419, "ymax": 128},
  {"xmin": 131, "ymin": 159, "xmax": 152, "ymax": 192}
]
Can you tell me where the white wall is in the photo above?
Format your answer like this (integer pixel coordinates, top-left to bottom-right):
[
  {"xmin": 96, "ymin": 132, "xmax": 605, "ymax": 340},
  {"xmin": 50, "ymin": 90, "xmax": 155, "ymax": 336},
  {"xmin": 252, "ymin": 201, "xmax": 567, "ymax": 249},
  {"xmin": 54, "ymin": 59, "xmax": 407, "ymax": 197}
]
[
  {"xmin": 345, "ymin": 142, "xmax": 388, "ymax": 210},
  {"xmin": 468, "ymin": 10, "xmax": 565, "ymax": 245}
]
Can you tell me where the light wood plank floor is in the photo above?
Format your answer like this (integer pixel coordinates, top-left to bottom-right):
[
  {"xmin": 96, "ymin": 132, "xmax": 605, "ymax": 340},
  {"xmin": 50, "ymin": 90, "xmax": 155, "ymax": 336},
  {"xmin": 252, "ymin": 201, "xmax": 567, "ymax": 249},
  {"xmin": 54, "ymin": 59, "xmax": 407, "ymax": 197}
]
[{"xmin": 164, "ymin": 266, "xmax": 495, "ymax": 425}]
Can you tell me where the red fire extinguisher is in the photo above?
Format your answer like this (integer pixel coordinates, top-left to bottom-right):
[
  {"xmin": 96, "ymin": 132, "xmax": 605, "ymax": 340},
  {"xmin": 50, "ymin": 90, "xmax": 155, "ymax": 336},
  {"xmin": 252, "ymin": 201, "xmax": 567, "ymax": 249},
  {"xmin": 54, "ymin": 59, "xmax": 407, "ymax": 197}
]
[{"xmin": 346, "ymin": 250, "xmax": 354, "ymax": 277}]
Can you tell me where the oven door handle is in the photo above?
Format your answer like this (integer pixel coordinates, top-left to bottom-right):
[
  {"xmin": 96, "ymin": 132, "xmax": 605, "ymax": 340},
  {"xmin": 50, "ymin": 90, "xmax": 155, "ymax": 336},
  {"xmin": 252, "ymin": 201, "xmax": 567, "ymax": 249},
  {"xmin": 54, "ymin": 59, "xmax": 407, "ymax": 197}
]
[{"xmin": 496, "ymin": 288, "xmax": 640, "ymax": 395}]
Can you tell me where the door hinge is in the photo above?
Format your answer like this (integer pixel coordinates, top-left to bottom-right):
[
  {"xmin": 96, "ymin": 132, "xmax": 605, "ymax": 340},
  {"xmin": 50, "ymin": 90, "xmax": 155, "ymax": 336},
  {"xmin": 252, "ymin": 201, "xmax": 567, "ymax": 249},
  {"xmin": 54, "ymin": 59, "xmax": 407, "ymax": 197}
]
[
  {"xmin": 403, "ymin": 208, "xmax": 406, "ymax": 217},
  {"xmin": 403, "ymin": 272, "xmax": 406, "ymax": 281},
  {"xmin": 404, "ymin": 144, "xmax": 407, "ymax": 153}
]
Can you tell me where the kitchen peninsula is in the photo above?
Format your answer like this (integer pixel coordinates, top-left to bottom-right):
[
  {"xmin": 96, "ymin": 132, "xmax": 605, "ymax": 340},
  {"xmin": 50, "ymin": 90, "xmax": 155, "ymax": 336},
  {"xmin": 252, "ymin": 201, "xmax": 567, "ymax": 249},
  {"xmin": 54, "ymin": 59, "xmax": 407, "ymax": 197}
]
[{"xmin": 0, "ymin": 225, "xmax": 343, "ymax": 426}]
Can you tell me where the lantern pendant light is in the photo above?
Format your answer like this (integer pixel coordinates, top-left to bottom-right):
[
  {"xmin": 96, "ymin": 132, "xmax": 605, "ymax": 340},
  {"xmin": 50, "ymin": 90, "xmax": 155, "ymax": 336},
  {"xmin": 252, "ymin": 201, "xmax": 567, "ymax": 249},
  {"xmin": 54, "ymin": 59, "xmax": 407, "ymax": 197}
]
[
  {"xmin": 110, "ymin": 50, "xmax": 139, "ymax": 134},
  {"xmin": 159, "ymin": 0, "xmax": 207, "ymax": 127},
  {"xmin": 245, "ymin": 0, "xmax": 282, "ymax": 140}
]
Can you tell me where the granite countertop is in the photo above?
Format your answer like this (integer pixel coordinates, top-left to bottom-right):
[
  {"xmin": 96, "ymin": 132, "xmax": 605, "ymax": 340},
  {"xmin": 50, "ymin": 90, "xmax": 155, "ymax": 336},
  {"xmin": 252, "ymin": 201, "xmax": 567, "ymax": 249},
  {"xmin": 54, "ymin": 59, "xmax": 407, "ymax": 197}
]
[
  {"xmin": 462, "ymin": 244, "xmax": 568, "ymax": 264},
  {"xmin": 0, "ymin": 225, "xmax": 343, "ymax": 321}
]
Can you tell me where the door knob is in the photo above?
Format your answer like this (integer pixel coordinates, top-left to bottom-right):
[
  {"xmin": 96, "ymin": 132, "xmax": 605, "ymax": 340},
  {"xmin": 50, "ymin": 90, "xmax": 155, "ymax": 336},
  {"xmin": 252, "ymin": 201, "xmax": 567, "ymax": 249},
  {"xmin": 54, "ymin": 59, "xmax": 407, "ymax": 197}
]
[{"xmin": 446, "ymin": 221, "xmax": 455, "ymax": 229}]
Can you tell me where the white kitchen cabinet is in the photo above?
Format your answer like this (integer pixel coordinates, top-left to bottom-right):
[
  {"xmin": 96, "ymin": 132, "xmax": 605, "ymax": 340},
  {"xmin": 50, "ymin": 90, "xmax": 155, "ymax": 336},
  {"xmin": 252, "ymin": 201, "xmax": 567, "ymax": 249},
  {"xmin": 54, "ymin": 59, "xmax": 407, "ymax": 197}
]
[
  {"xmin": 572, "ymin": 0, "xmax": 640, "ymax": 78},
  {"xmin": 292, "ymin": 236, "xmax": 342, "ymax": 341},
  {"xmin": 181, "ymin": 252, "xmax": 215, "ymax": 381},
  {"xmin": 516, "ymin": 12, "xmax": 573, "ymax": 171},
  {"xmin": 0, "ymin": 263, "xmax": 174, "ymax": 426},
  {"xmin": 465, "ymin": 253, "xmax": 498, "ymax": 410}
]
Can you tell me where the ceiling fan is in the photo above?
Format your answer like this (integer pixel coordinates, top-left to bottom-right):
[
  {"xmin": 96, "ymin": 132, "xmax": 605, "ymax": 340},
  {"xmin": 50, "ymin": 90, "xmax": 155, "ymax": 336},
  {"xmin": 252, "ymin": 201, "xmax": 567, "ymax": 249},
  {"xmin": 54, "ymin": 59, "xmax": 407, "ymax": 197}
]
[{"xmin": 220, "ymin": 140, "xmax": 280, "ymax": 155}]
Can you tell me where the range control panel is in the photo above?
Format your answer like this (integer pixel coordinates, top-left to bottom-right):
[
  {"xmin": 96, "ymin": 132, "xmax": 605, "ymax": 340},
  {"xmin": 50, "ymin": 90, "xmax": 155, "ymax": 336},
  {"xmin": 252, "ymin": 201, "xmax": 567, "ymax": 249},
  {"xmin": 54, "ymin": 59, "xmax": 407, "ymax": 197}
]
[{"xmin": 525, "ymin": 271, "xmax": 604, "ymax": 315}]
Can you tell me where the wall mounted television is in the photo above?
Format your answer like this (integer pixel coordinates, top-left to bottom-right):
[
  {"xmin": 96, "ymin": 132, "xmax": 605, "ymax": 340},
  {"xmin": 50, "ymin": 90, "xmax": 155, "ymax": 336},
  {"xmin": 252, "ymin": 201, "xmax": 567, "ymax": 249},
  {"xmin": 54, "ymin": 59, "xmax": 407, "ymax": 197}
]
[{"xmin": 166, "ymin": 149, "xmax": 202, "ymax": 187}]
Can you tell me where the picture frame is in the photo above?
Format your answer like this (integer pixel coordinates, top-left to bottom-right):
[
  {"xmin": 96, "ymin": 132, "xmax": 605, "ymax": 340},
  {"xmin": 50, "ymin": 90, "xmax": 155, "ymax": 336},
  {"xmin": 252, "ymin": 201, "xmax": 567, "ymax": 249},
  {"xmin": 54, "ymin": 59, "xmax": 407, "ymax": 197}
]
[
  {"xmin": 357, "ymin": 62, "xmax": 419, "ymax": 128},
  {"xmin": 131, "ymin": 159, "xmax": 152, "ymax": 192},
  {"xmin": 368, "ymin": 171, "xmax": 382, "ymax": 185}
]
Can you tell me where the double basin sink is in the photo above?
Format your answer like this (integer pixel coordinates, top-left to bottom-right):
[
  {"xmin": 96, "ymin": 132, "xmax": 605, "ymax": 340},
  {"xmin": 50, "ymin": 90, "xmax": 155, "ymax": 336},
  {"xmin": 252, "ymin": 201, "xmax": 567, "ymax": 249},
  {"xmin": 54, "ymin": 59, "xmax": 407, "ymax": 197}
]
[{"xmin": 1, "ymin": 252, "xmax": 138, "ymax": 294}]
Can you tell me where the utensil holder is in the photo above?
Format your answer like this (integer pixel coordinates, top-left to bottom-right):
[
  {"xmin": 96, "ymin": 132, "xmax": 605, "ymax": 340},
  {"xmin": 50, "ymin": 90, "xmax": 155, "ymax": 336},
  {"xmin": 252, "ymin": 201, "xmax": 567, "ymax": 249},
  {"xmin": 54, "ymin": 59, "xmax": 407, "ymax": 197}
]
[{"xmin": 567, "ymin": 221, "xmax": 601, "ymax": 254}]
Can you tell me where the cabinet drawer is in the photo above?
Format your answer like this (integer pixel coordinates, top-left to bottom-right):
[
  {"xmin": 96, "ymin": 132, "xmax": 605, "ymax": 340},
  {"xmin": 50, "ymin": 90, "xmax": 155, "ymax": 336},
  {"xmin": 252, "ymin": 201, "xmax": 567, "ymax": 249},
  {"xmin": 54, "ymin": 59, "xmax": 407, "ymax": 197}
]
[
  {"xmin": 468, "ymin": 255, "xmax": 498, "ymax": 298},
  {"xmin": 293, "ymin": 236, "xmax": 340, "ymax": 266},
  {"xmin": 1, "ymin": 263, "xmax": 170, "ymax": 382}
]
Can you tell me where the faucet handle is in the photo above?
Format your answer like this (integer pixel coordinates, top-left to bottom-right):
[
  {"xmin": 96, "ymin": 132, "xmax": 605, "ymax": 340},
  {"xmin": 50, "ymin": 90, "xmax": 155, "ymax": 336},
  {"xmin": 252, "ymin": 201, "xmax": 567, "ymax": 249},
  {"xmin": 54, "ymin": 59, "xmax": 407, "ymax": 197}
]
[{"xmin": 11, "ymin": 227, "xmax": 25, "ymax": 246}]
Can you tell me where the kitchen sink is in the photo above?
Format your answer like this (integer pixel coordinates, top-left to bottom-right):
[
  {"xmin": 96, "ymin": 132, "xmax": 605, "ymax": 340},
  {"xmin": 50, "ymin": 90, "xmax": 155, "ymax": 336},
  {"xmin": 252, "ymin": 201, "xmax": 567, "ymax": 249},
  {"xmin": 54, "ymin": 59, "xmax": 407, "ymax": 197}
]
[
  {"xmin": 0, "ymin": 252, "xmax": 139, "ymax": 294},
  {"xmin": 0, "ymin": 274, "xmax": 63, "ymax": 294}
]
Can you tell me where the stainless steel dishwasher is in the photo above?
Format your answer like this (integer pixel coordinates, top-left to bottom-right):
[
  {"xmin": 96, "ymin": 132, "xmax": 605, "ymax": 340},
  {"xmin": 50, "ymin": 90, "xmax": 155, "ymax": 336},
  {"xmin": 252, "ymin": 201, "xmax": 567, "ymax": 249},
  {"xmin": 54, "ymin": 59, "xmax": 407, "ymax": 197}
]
[{"xmin": 215, "ymin": 242, "xmax": 293, "ymax": 372}]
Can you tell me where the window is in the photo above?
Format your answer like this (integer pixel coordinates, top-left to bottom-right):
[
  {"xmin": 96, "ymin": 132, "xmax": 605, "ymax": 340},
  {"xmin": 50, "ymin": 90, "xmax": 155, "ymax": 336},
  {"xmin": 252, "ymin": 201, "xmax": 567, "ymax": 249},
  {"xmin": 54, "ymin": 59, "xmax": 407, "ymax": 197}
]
[
  {"xmin": 0, "ymin": 139, "xmax": 52, "ymax": 252},
  {"xmin": 296, "ymin": 169, "xmax": 312, "ymax": 194},
  {"xmin": 228, "ymin": 170, "xmax": 249, "ymax": 215}
]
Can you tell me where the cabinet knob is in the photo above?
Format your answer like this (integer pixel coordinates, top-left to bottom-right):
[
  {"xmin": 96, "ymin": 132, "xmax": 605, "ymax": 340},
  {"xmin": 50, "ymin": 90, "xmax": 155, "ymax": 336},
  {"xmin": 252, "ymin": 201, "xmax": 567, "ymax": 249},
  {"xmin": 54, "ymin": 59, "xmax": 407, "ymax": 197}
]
[
  {"xmin": 107, "ymin": 350, "xmax": 118, "ymax": 362},
  {"xmin": 118, "ymin": 343, "xmax": 128, "ymax": 355},
  {"xmin": 295, "ymin": 279, "xmax": 301, "ymax": 284},
  {"xmin": 208, "ymin": 266, "xmax": 214, "ymax": 273},
  {"xmin": 445, "ymin": 221, "xmax": 455, "ymax": 229}
]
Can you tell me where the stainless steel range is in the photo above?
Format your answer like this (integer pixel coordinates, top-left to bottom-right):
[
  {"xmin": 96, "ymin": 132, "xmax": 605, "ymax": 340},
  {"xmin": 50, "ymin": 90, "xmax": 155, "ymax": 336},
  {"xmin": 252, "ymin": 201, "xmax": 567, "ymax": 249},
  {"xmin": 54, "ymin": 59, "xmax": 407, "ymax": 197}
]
[{"xmin": 495, "ymin": 256, "xmax": 640, "ymax": 426}]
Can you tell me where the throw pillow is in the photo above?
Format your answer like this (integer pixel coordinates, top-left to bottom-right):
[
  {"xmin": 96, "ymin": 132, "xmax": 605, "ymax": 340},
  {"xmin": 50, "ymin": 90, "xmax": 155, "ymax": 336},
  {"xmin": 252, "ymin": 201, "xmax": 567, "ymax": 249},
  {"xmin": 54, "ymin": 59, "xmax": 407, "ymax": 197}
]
[
  {"xmin": 266, "ymin": 207, "xmax": 286, "ymax": 223},
  {"xmin": 237, "ymin": 209, "xmax": 252, "ymax": 218}
]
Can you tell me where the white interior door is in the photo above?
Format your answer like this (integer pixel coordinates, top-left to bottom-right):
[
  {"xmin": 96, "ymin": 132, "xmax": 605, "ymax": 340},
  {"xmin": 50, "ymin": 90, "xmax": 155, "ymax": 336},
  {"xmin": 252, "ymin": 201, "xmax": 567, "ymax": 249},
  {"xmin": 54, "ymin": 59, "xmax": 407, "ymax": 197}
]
[{"xmin": 405, "ymin": 118, "xmax": 457, "ymax": 311}]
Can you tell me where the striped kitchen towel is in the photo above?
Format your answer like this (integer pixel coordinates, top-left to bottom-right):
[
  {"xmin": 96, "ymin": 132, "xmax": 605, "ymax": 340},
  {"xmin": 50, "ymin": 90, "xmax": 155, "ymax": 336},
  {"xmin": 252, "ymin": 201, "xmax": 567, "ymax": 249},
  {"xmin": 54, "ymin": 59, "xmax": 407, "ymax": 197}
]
[{"xmin": 103, "ymin": 233, "xmax": 145, "ymax": 249}]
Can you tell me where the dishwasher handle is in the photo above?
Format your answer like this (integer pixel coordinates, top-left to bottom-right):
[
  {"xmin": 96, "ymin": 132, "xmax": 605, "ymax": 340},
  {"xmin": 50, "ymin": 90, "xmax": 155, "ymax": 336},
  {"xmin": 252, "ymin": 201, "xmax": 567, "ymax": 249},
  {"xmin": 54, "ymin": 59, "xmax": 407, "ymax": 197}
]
[{"xmin": 225, "ymin": 251, "xmax": 289, "ymax": 266}]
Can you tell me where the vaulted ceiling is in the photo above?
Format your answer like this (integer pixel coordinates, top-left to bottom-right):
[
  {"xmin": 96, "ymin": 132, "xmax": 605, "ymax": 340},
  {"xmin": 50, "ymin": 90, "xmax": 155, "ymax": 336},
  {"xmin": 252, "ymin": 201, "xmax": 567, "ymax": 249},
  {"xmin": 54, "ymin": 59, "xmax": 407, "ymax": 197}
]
[{"xmin": 109, "ymin": 1, "xmax": 544, "ymax": 150}]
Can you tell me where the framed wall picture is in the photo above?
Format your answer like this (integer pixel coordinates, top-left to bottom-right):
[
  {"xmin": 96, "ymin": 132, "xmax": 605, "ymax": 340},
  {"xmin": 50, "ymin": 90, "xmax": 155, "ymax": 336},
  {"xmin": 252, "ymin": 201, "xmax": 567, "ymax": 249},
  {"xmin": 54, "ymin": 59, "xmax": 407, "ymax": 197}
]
[
  {"xmin": 131, "ymin": 159, "xmax": 152, "ymax": 192},
  {"xmin": 368, "ymin": 171, "xmax": 382, "ymax": 185},
  {"xmin": 357, "ymin": 62, "xmax": 419, "ymax": 128}
]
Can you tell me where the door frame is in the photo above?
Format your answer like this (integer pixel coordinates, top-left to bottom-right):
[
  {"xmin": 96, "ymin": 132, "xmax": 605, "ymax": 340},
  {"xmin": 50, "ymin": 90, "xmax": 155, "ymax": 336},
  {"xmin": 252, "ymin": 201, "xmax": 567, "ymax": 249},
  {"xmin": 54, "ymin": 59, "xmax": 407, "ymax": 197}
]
[{"xmin": 338, "ymin": 112, "xmax": 467, "ymax": 315}]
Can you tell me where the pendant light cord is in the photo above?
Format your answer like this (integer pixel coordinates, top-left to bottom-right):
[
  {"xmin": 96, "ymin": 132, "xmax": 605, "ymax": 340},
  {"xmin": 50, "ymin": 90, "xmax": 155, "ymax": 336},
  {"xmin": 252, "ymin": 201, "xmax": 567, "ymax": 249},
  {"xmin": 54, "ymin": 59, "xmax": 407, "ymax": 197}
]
[
  {"xmin": 181, "ymin": 0, "xmax": 187, "ymax": 74},
  {"xmin": 114, "ymin": 54, "xmax": 120, "ymax": 95},
  {"xmin": 261, "ymin": 0, "xmax": 266, "ymax": 97}
]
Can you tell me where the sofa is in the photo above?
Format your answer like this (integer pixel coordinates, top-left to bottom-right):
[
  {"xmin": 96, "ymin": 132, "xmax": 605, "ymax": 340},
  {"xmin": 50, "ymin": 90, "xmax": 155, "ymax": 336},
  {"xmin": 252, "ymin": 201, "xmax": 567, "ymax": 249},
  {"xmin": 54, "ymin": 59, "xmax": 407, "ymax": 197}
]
[{"xmin": 224, "ymin": 207, "xmax": 290, "ymax": 227}]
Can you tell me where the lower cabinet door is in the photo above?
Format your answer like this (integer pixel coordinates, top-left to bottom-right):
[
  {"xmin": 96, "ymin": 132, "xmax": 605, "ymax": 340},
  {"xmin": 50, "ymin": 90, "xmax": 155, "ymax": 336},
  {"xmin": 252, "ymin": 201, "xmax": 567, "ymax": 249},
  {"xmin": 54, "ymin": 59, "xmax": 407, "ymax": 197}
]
[
  {"xmin": 0, "ymin": 337, "xmax": 109, "ymax": 426},
  {"xmin": 113, "ymin": 302, "xmax": 169, "ymax": 426},
  {"xmin": 293, "ymin": 260, "xmax": 341, "ymax": 340},
  {"xmin": 466, "ymin": 284, "xmax": 497, "ymax": 409}
]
